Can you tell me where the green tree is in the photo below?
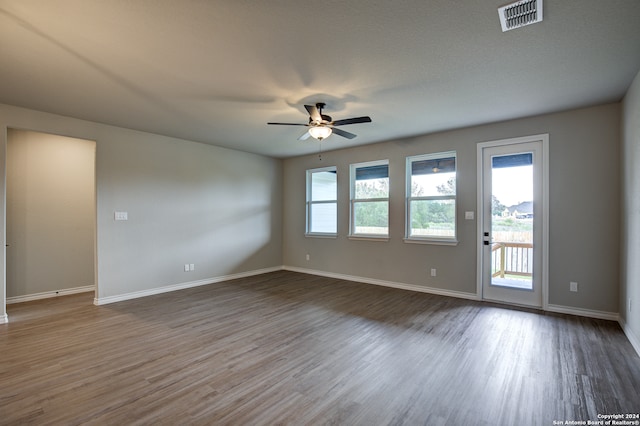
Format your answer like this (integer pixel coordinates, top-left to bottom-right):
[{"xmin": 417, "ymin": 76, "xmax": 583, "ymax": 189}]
[
  {"xmin": 354, "ymin": 179, "xmax": 389, "ymax": 228},
  {"xmin": 492, "ymin": 195, "xmax": 506, "ymax": 216},
  {"xmin": 411, "ymin": 176, "xmax": 456, "ymax": 231}
]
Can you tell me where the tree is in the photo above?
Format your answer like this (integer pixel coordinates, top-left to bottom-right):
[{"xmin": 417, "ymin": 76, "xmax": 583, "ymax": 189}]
[
  {"xmin": 492, "ymin": 195, "xmax": 506, "ymax": 216},
  {"xmin": 354, "ymin": 179, "xmax": 389, "ymax": 228},
  {"xmin": 411, "ymin": 176, "xmax": 455, "ymax": 231},
  {"xmin": 436, "ymin": 177, "xmax": 456, "ymax": 195}
]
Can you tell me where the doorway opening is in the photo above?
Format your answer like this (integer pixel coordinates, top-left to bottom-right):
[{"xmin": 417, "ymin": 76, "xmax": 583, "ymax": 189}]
[{"xmin": 6, "ymin": 129, "xmax": 96, "ymax": 307}]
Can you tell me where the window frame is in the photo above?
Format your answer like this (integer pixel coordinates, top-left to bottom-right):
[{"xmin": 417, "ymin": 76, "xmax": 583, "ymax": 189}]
[
  {"xmin": 405, "ymin": 151, "xmax": 458, "ymax": 245},
  {"xmin": 306, "ymin": 166, "xmax": 338, "ymax": 237},
  {"xmin": 349, "ymin": 159, "xmax": 390, "ymax": 240}
]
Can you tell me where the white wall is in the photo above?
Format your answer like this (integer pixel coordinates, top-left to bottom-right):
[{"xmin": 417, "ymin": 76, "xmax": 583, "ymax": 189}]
[
  {"xmin": 621, "ymin": 69, "xmax": 640, "ymax": 352},
  {"xmin": 283, "ymin": 103, "xmax": 621, "ymax": 315},
  {"xmin": 0, "ymin": 103, "xmax": 283, "ymax": 320},
  {"xmin": 7, "ymin": 129, "xmax": 95, "ymax": 298}
]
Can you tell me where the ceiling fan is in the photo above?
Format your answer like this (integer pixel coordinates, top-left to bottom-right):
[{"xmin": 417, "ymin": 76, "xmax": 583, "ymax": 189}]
[{"xmin": 267, "ymin": 103, "xmax": 372, "ymax": 141}]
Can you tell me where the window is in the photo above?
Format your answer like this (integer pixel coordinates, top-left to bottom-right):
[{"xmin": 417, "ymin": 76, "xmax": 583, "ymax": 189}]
[
  {"xmin": 306, "ymin": 166, "xmax": 337, "ymax": 236},
  {"xmin": 350, "ymin": 160, "xmax": 389, "ymax": 238},
  {"xmin": 406, "ymin": 152, "xmax": 457, "ymax": 243}
]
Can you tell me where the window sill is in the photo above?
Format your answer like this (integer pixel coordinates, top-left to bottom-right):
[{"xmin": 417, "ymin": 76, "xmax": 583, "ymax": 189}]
[
  {"xmin": 403, "ymin": 238, "xmax": 458, "ymax": 246},
  {"xmin": 348, "ymin": 235, "xmax": 390, "ymax": 242},
  {"xmin": 305, "ymin": 233, "xmax": 338, "ymax": 239}
]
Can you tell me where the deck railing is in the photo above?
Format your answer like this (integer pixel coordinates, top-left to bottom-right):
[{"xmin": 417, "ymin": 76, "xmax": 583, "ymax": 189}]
[{"xmin": 491, "ymin": 242, "xmax": 533, "ymax": 278}]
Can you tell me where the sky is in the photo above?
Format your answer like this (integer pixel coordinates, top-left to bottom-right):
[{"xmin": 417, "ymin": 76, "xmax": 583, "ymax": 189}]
[{"xmin": 492, "ymin": 165, "xmax": 533, "ymax": 206}]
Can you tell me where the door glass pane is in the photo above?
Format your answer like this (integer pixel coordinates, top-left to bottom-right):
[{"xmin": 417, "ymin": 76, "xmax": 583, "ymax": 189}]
[{"xmin": 491, "ymin": 153, "xmax": 533, "ymax": 290}]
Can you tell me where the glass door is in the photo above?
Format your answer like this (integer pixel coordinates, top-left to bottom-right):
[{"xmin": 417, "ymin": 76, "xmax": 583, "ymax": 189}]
[{"xmin": 478, "ymin": 137, "xmax": 547, "ymax": 308}]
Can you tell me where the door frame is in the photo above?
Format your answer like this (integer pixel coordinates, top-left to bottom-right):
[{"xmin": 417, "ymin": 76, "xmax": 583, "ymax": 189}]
[{"xmin": 476, "ymin": 134, "xmax": 549, "ymax": 309}]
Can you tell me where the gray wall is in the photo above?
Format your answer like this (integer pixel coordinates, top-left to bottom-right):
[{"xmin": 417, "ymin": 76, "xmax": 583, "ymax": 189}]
[
  {"xmin": 7, "ymin": 129, "xmax": 95, "ymax": 297},
  {"xmin": 0, "ymin": 100, "xmax": 626, "ymax": 321},
  {"xmin": 621, "ymin": 69, "xmax": 640, "ymax": 347},
  {"xmin": 283, "ymin": 103, "xmax": 621, "ymax": 314},
  {"xmin": 0, "ymin": 103, "xmax": 283, "ymax": 315}
]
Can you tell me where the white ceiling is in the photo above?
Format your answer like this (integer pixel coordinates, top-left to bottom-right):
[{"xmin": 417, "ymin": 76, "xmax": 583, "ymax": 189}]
[{"xmin": 1, "ymin": 1, "xmax": 639, "ymax": 158}]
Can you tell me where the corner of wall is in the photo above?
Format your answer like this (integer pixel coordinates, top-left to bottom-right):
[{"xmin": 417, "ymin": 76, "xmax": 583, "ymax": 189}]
[{"xmin": 620, "ymin": 67, "xmax": 640, "ymax": 357}]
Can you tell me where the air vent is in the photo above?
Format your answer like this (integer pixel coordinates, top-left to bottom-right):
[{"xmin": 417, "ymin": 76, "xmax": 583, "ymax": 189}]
[{"xmin": 498, "ymin": 0, "xmax": 543, "ymax": 32}]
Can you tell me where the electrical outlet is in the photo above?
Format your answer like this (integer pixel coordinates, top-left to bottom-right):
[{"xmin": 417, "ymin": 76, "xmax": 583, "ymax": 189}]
[
  {"xmin": 431, "ymin": 268, "xmax": 437, "ymax": 277},
  {"xmin": 306, "ymin": 254, "xmax": 310, "ymax": 261},
  {"xmin": 570, "ymin": 281, "xmax": 578, "ymax": 292},
  {"xmin": 189, "ymin": 264, "xmax": 195, "ymax": 271},
  {"xmin": 184, "ymin": 264, "xmax": 190, "ymax": 272}
]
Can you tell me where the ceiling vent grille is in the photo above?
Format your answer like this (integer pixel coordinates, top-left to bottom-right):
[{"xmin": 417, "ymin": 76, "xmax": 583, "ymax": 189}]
[{"xmin": 498, "ymin": 0, "xmax": 543, "ymax": 32}]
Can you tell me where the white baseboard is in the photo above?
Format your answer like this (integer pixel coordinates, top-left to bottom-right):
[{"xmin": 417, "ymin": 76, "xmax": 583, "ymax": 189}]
[
  {"xmin": 88, "ymin": 264, "xmax": 638, "ymax": 358},
  {"xmin": 283, "ymin": 266, "xmax": 479, "ymax": 301},
  {"xmin": 284, "ymin": 267, "xmax": 626, "ymax": 324},
  {"xmin": 619, "ymin": 316, "xmax": 640, "ymax": 357},
  {"xmin": 546, "ymin": 303, "xmax": 619, "ymax": 321},
  {"xmin": 94, "ymin": 266, "xmax": 283, "ymax": 306},
  {"xmin": 0, "ymin": 313, "xmax": 8, "ymax": 324},
  {"xmin": 6, "ymin": 285, "xmax": 95, "ymax": 305}
]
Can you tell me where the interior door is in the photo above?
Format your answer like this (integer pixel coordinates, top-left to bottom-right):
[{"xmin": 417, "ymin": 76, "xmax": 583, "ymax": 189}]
[{"xmin": 477, "ymin": 136, "xmax": 548, "ymax": 308}]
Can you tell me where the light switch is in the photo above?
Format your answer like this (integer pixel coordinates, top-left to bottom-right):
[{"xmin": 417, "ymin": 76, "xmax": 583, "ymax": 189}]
[
  {"xmin": 465, "ymin": 211, "xmax": 475, "ymax": 220},
  {"xmin": 114, "ymin": 211, "xmax": 128, "ymax": 221}
]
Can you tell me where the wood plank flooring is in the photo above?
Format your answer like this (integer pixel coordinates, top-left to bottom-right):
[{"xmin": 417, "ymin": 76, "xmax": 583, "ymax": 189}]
[{"xmin": 1, "ymin": 271, "xmax": 639, "ymax": 425}]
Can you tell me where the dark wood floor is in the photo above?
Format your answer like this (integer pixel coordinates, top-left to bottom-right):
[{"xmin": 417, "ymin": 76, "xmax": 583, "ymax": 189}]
[{"xmin": 1, "ymin": 271, "xmax": 639, "ymax": 425}]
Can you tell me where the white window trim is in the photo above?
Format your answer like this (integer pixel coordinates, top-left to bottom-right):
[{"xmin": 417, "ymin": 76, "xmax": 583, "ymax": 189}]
[
  {"xmin": 405, "ymin": 151, "xmax": 458, "ymax": 245},
  {"xmin": 306, "ymin": 166, "xmax": 338, "ymax": 237},
  {"xmin": 349, "ymin": 159, "xmax": 389, "ymax": 239}
]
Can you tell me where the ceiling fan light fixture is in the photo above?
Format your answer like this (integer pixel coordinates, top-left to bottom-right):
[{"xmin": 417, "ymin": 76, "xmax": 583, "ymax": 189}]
[{"xmin": 309, "ymin": 126, "xmax": 332, "ymax": 140}]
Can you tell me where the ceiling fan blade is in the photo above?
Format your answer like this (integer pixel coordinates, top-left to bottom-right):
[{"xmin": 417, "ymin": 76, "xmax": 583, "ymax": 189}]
[
  {"xmin": 304, "ymin": 105, "xmax": 322, "ymax": 122},
  {"xmin": 332, "ymin": 116, "xmax": 372, "ymax": 126},
  {"xmin": 267, "ymin": 122, "xmax": 308, "ymax": 126},
  {"xmin": 331, "ymin": 127, "xmax": 357, "ymax": 139},
  {"xmin": 298, "ymin": 131, "xmax": 312, "ymax": 141}
]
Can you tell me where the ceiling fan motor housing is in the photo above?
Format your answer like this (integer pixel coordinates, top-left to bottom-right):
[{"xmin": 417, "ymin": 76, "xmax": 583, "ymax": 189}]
[
  {"xmin": 315, "ymin": 103, "xmax": 331, "ymax": 124},
  {"xmin": 308, "ymin": 115, "xmax": 333, "ymax": 125}
]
